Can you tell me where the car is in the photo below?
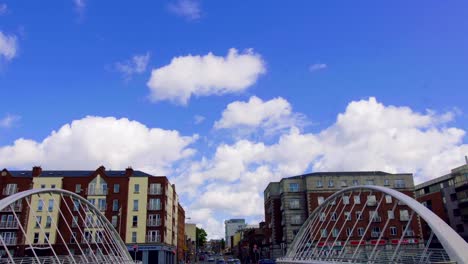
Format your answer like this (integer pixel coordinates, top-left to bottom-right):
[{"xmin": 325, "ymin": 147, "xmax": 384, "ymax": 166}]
[
  {"xmin": 216, "ymin": 259, "xmax": 226, "ymax": 264},
  {"xmin": 207, "ymin": 257, "xmax": 215, "ymax": 262},
  {"xmin": 227, "ymin": 259, "xmax": 240, "ymax": 264},
  {"xmin": 258, "ymin": 259, "xmax": 276, "ymax": 264}
]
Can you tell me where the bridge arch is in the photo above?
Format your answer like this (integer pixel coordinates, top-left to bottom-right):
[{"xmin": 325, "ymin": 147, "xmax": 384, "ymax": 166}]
[
  {"xmin": 282, "ymin": 185, "xmax": 468, "ymax": 264},
  {"xmin": 0, "ymin": 188, "xmax": 133, "ymax": 263}
]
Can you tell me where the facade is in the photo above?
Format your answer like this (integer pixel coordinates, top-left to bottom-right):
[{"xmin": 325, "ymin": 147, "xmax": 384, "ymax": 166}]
[
  {"xmin": 416, "ymin": 161, "xmax": 468, "ymax": 242},
  {"xmin": 225, "ymin": 219, "xmax": 246, "ymax": 249},
  {"xmin": 0, "ymin": 166, "xmax": 185, "ymax": 264},
  {"xmin": 264, "ymin": 171, "xmax": 418, "ymax": 259},
  {"xmin": 185, "ymin": 223, "xmax": 196, "ymax": 263}
]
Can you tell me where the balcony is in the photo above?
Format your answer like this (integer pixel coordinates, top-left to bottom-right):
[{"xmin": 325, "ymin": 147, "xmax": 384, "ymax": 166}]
[
  {"xmin": 0, "ymin": 221, "xmax": 18, "ymax": 229},
  {"xmin": 0, "ymin": 202, "xmax": 22, "ymax": 212},
  {"xmin": 2, "ymin": 237, "xmax": 17, "ymax": 245},
  {"xmin": 148, "ymin": 205, "xmax": 162, "ymax": 211},
  {"xmin": 147, "ymin": 219, "xmax": 162, "ymax": 227},
  {"xmin": 2, "ymin": 187, "xmax": 18, "ymax": 196},
  {"xmin": 148, "ymin": 188, "xmax": 162, "ymax": 195},
  {"xmin": 146, "ymin": 235, "xmax": 161, "ymax": 243},
  {"xmin": 87, "ymin": 188, "xmax": 108, "ymax": 195}
]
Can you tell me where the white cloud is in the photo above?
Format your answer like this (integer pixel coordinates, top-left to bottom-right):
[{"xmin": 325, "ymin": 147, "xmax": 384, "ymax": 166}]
[
  {"xmin": 0, "ymin": 116, "xmax": 198, "ymax": 174},
  {"xmin": 176, "ymin": 97, "xmax": 467, "ymax": 237},
  {"xmin": 194, "ymin": 115, "xmax": 205, "ymax": 124},
  {"xmin": 115, "ymin": 52, "xmax": 151, "ymax": 80},
  {"xmin": 146, "ymin": 48, "xmax": 265, "ymax": 105},
  {"xmin": 0, "ymin": 114, "xmax": 20, "ymax": 128},
  {"xmin": 214, "ymin": 96, "xmax": 306, "ymax": 134},
  {"xmin": 0, "ymin": 3, "xmax": 8, "ymax": 15},
  {"xmin": 0, "ymin": 31, "xmax": 17, "ymax": 61},
  {"xmin": 73, "ymin": 0, "xmax": 85, "ymax": 12},
  {"xmin": 309, "ymin": 63, "xmax": 327, "ymax": 72},
  {"xmin": 168, "ymin": 0, "xmax": 201, "ymax": 20}
]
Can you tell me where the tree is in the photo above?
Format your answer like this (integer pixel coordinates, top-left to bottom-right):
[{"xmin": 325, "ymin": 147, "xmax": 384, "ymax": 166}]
[
  {"xmin": 221, "ymin": 239, "xmax": 225, "ymax": 250},
  {"xmin": 196, "ymin": 227, "xmax": 207, "ymax": 248}
]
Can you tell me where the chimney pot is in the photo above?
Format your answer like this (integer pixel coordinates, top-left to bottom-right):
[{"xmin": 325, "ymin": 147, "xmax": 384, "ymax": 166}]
[{"xmin": 32, "ymin": 166, "xmax": 42, "ymax": 177}]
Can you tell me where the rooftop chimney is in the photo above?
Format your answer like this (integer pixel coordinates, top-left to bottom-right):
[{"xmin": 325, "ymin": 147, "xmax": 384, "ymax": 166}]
[
  {"xmin": 98, "ymin": 165, "xmax": 106, "ymax": 172},
  {"xmin": 125, "ymin": 166, "xmax": 134, "ymax": 177},
  {"xmin": 32, "ymin": 166, "xmax": 42, "ymax": 177}
]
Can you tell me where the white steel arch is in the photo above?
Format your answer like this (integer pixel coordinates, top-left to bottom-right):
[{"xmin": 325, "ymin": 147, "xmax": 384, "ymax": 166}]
[
  {"xmin": 281, "ymin": 185, "xmax": 468, "ymax": 264},
  {"xmin": 0, "ymin": 188, "xmax": 134, "ymax": 263}
]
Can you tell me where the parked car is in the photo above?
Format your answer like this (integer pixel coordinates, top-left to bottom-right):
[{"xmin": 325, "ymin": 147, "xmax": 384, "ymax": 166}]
[
  {"xmin": 216, "ymin": 259, "xmax": 226, "ymax": 264},
  {"xmin": 207, "ymin": 257, "xmax": 215, "ymax": 262},
  {"xmin": 227, "ymin": 259, "xmax": 241, "ymax": 264},
  {"xmin": 258, "ymin": 259, "xmax": 276, "ymax": 264}
]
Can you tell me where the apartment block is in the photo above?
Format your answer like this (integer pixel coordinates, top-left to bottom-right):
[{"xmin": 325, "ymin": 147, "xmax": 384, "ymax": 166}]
[
  {"xmin": 225, "ymin": 219, "xmax": 246, "ymax": 249},
  {"xmin": 264, "ymin": 171, "xmax": 418, "ymax": 259},
  {"xmin": 0, "ymin": 166, "xmax": 185, "ymax": 264}
]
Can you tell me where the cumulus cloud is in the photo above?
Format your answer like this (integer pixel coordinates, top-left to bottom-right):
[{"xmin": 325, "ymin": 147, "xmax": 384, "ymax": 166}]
[
  {"xmin": 146, "ymin": 48, "xmax": 265, "ymax": 105},
  {"xmin": 0, "ymin": 114, "xmax": 20, "ymax": 128},
  {"xmin": 168, "ymin": 0, "xmax": 201, "ymax": 20},
  {"xmin": 0, "ymin": 116, "xmax": 198, "ymax": 174},
  {"xmin": 194, "ymin": 115, "xmax": 205, "ymax": 124},
  {"xmin": 0, "ymin": 31, "xmax": 18, "ymax": 61},
  {"xmin": 176, "ymin": 97, "xmax": 467, "ymax": 237},
  {"xmin": 309, "ymin": 63, "xmax": 327, "ymax": 72},
  {"xmin": 115, "ymin": 52, "xmax": 151, "ymax": 80},
  {"xmin": 214, "ymin": 96, "xmax": 306, "ymax": 135}
]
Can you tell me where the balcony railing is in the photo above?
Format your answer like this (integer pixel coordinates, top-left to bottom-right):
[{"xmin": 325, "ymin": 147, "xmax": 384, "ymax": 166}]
[
  {"xmin": 147, "ymin": 219, "xmax": 161, "ymax": 227},
  {"xmin": 146, "ymin": 235, "xmax": 161, "ymax": 243},
  {"xmin": 87, "ymin": 188, "xmax": 108, "ymax": 195},
  {"xmin": 148, "ymin": 188, "xmax": 162, "ymax": 195},
  {"xmin": 1, "ymin": 237, "xmax": 17, "ymax": 245},
  {"xmin": 2, "ymin": 187, "xmax": 18, "ymax": 196},
  {"xmin": 0, "ymin": 221, "xmax": 19, "ymax": 229},
  {"xmin": 0, "ymin": 202, "xmax": 22, "ymax": 212}
]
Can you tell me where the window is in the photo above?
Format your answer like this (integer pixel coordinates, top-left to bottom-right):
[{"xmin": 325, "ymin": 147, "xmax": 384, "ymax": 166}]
[
  {"xmin": 44, "ymin": 232, "xmax": 50, "ymax": 241},
  {"xmin": 83, "ymin": 231, "xmax": 91, "ymax": 243},
  {"xmin": 291, "ymin": 215, "xmax": 301, "ymax": 225},
  {"xmin": 132, "ymin": 232, "xmax": 137, "ymax": 242},
  {"xmin": 75, "ymin": 184, "xmax": 81, "ymax": 193},
  {"xmin": 346, "ymin": 228, "xmax": 352, "ymax": 236},
  {"xmin": 454, "ymin": 208, "xmax": 461, "ymax": 216},
  {"xmin": 98, "ymin": 199, "xmax": 106, "ymax": 211},
  {"xmin": 148, "ymin": 198, "xmax": 161, "ymax": 210},
  {"xmin": 370, "ymin": 211, "xmax": 380, "ymax": 222},
  {"xmin": 37, "ymin": 199, "xmax": 44, "ymax": 211},
  {"xmin": 114, "ymin": 184, "xmax": 120, "ymax": 193},
  {"xmin": 371, "ymin": 227, "xmax": 381, "ymax": 238},
  {"xmin": 51, "ymin": 184, "xmax": 56, "ymax": 189},
  {"xmin": 316, "ymin": 180, "xmax": 323, "ymax": 188},
  {"xmin": 341, "ymin": 180, "xmax": 347, "ymax": 187},
  {"xmin": 73, "ymin": 199, "xmax": 80, "ymax": 211},
  {"xmin": 394, "ymin": 179, "xmax": 406, "ymax": 188},
  {"xmin": 367, "ymin": 195, "xmax": 377, "ymax": 206},
  {"xmin": 33, "ymin": 233, "xmax": 39, "ymax": 243},
  {"xmin": 443, "ymin": 197, "xmax": 446, "ymax": 204},
  {"xmin": 289, "ymin": 183, "xmax": 299, "ymax": 192},
  {"xmin": 319, "ymin": 212, "xmax": 326, "ymax": 222},
  {"xmin": 112, "ymin": 200, "xmax": 119, "ymax": 211},
  {"xmin": 354, "ymin": 195, "xmax": 361, "ymax": 204},
  {"xmin": 35, "ymin": 216, "xmax": 42, "ymax": 228},
  {"xmin": 70, "ymin": 232, "xmax": 77, "ymax": 243},
  {"xmin": 85, "ymin": 215, "xmax": 93, "ymax": 227},
  {"xmin": 4, "ymin": 184, "xmax": 17, "ymax": 195},
  {"xmin": 331, "ymin": 212, "xmax": 337, "ymax": 221},
  {"xmin": 352, "ymin": 180, "xmax": 359, "ymax": 186},
  {"xmin": 148, "ymin": 214, "xmax": 161, "ymax": 226},
  {"xmin": 357, "ymin": 228, "xmax": 364, "ymax": 237},
  {"xmin": 343, "ymin": 196, "xmax": 350, "ymax": 205},
  {"xmin": 356, "ymin": 211, "xmax": 363, "ymax": 220},
  {"xmin": 72, "ymin": 216, "xmax": 78, "ymax": 227},
  {"xmin": 40, "ymin": 184, "xmax": 46, "ymax": 189},
  {"xmin": 404, "ymin": 227, "xmax": 415, "ymax": 237},
  {"xmin": 450, "ymin": 193, "xmax": 457, "ymax": 201},
  {"xmin": 317, "ymin": 196, "xmax": 325, "ymax": 205},
  {"xmin": 366, "ymin": 179, "xmax": 374, "ymax": 185},
  {"xmin": 134, "ymin": 184, "xmax": 140, "ymax": 193},
  {"xmin": 387, "ymin": 210, "xmax": 395, "ymax": 219},
  {"xmin": 111, "ymin": 216, "xmax": 118, "ymax": 227},
  {"xmin": 150, "ymin": 183, "xmax": 162, "ymax": 194},
  {"xmin": 390, "ymin": 226, "xmax": 397, "ymax": 236},
  {"xmin": 344, "ymin": 212, "xmax": 351, "ymax": 221},
  {"xmin": 384, "ymin": 179, "xmax": 390, "ymax": 186},
  {"xmin": 132, "ymin": 216, "xmax": 138, "ymax": 227},
  {"xmin": 385, "ymin": 195, "xmax": 392, "ymax": 204},
  {"xmin": 289, "ymin": 199, "xmax": 300, "ymax": 209},
  {"xmin": 332, "ymin": 228, "xmax": 339, "ymax": 237},
  {"xmin": 328, "ymin": 179, "xmax": 334, "ymax": 187},
  {"xmin": 321, "ymin": 229, "xmax": 327, "ymax": 238},
  {"xmin": 46, "ymin": 216, "xmax": 52, "ymax": 228},
  {"xmin": 133, "ymin": 200, "xmax": 139, "ymax": 211},
  {"xmin": 400, "ymin": 210, "xmax": 409, "ymax": 221},
  {"xmin": 48, "ymin": 199, "xmax": 54, "ymax": 212},
  {"xmin": 147, "ymin": 230, "xmax": 161, "ymax": 242},
  {"xmin": 88, "ymin": 198, "xmax": 96, "ymax": 206},
  {"xmin": 96, "ymin": 231, "xmax": 103, "ymax": 243}
]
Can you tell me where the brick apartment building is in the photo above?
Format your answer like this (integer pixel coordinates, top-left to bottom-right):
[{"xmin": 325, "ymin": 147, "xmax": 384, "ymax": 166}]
[
  {"xmin": 264, "ymin": 171, "xmax": 419, "ymax": 259},
  {"xmin": 0, "ymin": 166, "xmax": 185, "ymax": 264},
  {"xmin": 415, "ymin": 161, "xmax": 468, "ymax": 243}
]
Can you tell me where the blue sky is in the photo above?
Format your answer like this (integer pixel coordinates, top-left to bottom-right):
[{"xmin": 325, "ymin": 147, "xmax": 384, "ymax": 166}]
[{"xmin": 1, "ymin": 0, "xmax": 467, "ymax": 238}]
